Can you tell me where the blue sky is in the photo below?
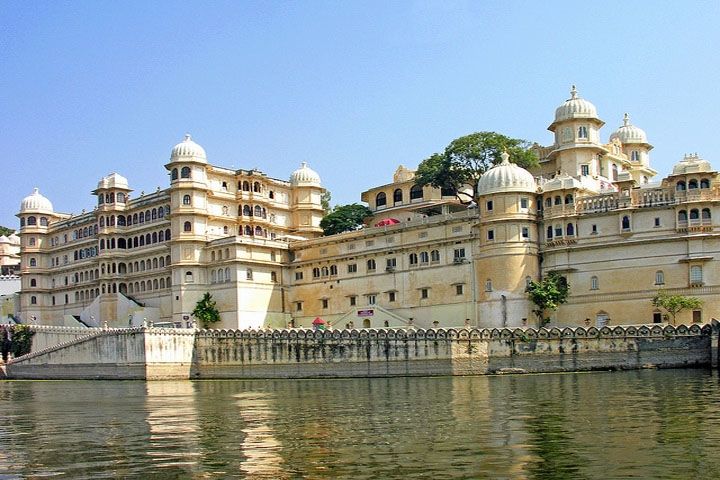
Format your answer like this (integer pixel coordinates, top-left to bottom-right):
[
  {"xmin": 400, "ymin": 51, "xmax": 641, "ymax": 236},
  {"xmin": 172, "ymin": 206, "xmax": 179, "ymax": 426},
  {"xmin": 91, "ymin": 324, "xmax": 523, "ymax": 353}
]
[{"xmin": 2, "ymin": 1, "xmax": 719, "ymax": 229}]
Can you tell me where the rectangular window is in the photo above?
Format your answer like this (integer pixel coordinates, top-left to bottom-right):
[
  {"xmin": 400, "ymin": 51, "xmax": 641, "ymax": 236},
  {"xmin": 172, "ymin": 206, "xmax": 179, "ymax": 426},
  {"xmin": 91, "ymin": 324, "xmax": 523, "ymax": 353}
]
[
  {"xmin": 270, "ymin": 271, "xmax": 277, "ymax": 283},
  {"xmin": 581, "ymin": 164, "xmax": 590, "ymax": 176},
  {"xmin": 420, "ymin": 288, "xmax": 429, "ymax": 299},
  {"xmin": 591, "ymin": 224, "xmax": 598, "ymax": 234},
  {"xmin": 295, "ymin": 271, "xmax": 304, "ymax": 281},
  {"xmin": 454, "ymin": 248, "xmax": 466, "ymax": 259},
  {"xmin": 367, "ymin": 295, "xmax": 376, "ymax": 305},
  {"xmin": 521, "ymin": 227, "xmax": 529, "ymax": 239},
  {"xmin": 456, "ymin": 284, "xmax": 464, "ymax": 295},
  {"xmin": 386, "ymin": 258, "xmax": 396, "ymax": 269},
  {"xmin": 520, "ymin": 197, "xmax": 528, "ymax": 209},
  {"xmin": 295, "ymin": 302, "xmax": 303, "ymax": 311},
  {"xmin": 388, "ymin": 291, "xmax": 396, "ymax": 302},
  {"xmin": 653, "ymin": 312, "xmax": 663, "ymax": 323},
  {"xmin": 349, "ymin": 296, "xmax": 357, "ymax": 306},
  {"xmin": 322, "ymin": 299, "xmax": 328, "ymax": 309},
  {"xmin": 348, "ymin": 263, "xmax": 357, "ymax": 273},
  {"xmin": 692, "ymin": 310, "xmax": 702, "ymax": 323},
  {"xmin": 486, "ymin": 200, "xmax": 493, "ymax": 211},
  {"xmin": 654, "ymin": 217, "xmax": 661, "ymax": 227},
  {"xmin": 690, "ymin": 265, "xmax": 703, "ymax": 284},
  {"xmin": 487, "ymin": 229, "xmax": 495, "ymax": 241}
]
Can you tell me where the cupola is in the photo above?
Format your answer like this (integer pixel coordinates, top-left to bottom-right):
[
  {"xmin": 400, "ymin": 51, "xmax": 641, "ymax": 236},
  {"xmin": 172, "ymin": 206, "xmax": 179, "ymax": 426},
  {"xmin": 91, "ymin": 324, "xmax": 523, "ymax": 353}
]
[
  {"xmin": 20, "ymin": 188, "xmax": 54, "ymax": 213},
  {"xmin": 477, "ymin": 152, "xmax": 537, "ymax": 196},
  {"xmin": 609, "ymin": 114, "xmax": 651, "ymax": 147},
  {"xmin": 169, "ymin": 134, "xmax": 207, "ymax": 163},
  {"xmin": 290, "ymin": 162, "xmax": 321, "ymax": 186}
]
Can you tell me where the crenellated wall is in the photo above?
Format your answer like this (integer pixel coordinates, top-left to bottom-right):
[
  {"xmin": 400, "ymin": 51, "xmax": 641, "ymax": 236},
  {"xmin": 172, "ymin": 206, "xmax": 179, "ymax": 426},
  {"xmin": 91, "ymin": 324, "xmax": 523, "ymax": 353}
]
[{"xmin": 6, "ymin": 322, "xmax": 719, "ymax": 380}]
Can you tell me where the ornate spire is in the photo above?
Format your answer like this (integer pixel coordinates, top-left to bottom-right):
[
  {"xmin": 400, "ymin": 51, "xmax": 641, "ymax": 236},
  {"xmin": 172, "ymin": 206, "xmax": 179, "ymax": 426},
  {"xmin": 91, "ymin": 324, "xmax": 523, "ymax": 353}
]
[
  {"xmin": 500, "ymin": 150, "xmax": 510, "ymax": 165},
  {"xmin": 623, "ymin": 113, "xmax": 630, "ymax": 126},
  {"xmin": 570, "ymin": 85, "xmax": 578, "ymax": 99},
  {"xmin": 183, "ymin": 133, "xmax": 192, "ymax": 142}
]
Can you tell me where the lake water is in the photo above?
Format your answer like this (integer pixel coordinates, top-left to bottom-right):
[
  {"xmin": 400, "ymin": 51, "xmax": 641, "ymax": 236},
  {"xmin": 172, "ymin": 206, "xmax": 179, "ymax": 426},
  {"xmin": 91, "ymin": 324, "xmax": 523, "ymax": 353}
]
[{"xmin": 1, "ymin": 368, "xmax": 720, "ymax": 479}]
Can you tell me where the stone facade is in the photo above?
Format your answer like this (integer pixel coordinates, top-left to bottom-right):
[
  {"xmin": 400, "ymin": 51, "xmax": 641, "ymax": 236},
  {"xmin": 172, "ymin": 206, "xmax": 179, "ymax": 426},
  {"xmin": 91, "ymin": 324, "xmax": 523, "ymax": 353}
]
[{"xmin": 14, "ymin": 87, "xmax": 720, "ymax": 329}]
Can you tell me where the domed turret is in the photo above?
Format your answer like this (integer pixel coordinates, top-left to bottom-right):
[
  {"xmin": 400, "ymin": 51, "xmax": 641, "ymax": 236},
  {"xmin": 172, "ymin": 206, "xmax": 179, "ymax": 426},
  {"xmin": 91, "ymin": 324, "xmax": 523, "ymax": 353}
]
[
  {"xmin": 20, "ymin": 188, "xmax": 54, "ymax": 213},
  {"xmin": 672, "ymin": 153, "xmax": 714, "ymax": 175},
  {"xmin": 97, "ymin": 172, "xmax": 130, "ymax": 191},
  {"xmin": 553, "ymin": 85, "xmax": 599, "ymax": 124},
  {"xmin": 290, "ymin": 162, "xmax": 321, "ymax": 186},
  {"xmin": 170, "ymin": 134, "xmax": 207, "ymax": 163},
  {"xmin": 609, "ymin": 114, "xmax": 649, "ymax": 145},
  {"xmin": 477, "ymin": 152, "xmax": 537, "ymax": 196}
]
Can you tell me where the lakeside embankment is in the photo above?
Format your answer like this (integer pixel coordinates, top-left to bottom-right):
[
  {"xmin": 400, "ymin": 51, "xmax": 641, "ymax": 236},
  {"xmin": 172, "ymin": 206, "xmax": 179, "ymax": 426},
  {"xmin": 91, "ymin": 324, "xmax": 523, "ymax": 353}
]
[{"xmin": 3, "ymin": 321, "xmax": 718, "ymax": 380}]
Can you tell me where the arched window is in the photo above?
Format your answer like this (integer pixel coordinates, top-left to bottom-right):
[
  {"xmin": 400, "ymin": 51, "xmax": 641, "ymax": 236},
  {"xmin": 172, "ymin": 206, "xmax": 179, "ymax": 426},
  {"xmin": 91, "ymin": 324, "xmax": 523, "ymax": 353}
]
[
  {"xmin": 165, "ymin": 229, "xmax": 171, "ymax": 240},
  {"xmin": 430, "ymin": 250, "xmax": 440, "ymax": 262},
  {"xmin": 152, "ymin": 232, "xmax": 158, "ymax": 243},
  {"xmin": 246, "ymin": 268, "xmax": 253, "ymax": 281},
  {"xmin": 419, "ymin": 251, "xmax": 429, "ymax": 264},
  {"xmin": 545, "ymin": 197, "xmax": 552, "ymax": 208},
  {"xmin": 254, "ymin": 205, "xmax": 262, "ymax": 217},
  {"xmin": 367, "ymin": 259, "xmax": 376, "ymax": 271},
  {"xmin": 225, "ymin": 267, "xmax": 230, "ymax": 282},
  {"xmin": 132, "ymin": 213, "xmax": 138, "ymax": 224},
  {"xmin": 217, "ymin": 269, "xmax": 224, "ymax": 283},
  {"xmin": 20, "ymin": 218, "xmax": 25, "ymax": 227},
  {"xmin": 678, "ymin": 210, "xmax": 687, "ymax": 222},
  {"xmin": 242, "ymin": 181, "xmax": 250, "ymax": 191},
  {"xmin": 31, "ymin": 296, "xmax": 37, "ymax": 305},
  {"xmin": 243, "ymin": 205, "xmax": 252, "ymax": 216},
  {"xmin": 590, "ymin": 276, "xmax": 598, "ymax": 290},
  {"xmin": 117, "ymin": 216, "xmax": 126, "ymax": 226},
  {"xmin": 409, "ymin": 253, "xmax": 418, "ymax": 265},
  {"xmin": 244, "ymin": 225, "xmax": 252, "ymax": 236},
  {"xmin": 655, "ymin": 271, "xmax": 665, "ymax": 285},
  {"xmin": 676, "ymin": 181, "xmax": 686, "ymax": 191},
  {"xmin": 547, "ymin": 226, "xmax": 553, "ymax": 239},
  {"xmin": 255, "ymin": 226, "xmax": 263, "ymax": 236},
  {"xmin": 183, "ymin": 221, "xmax": 192, "ymax": 232},
  {"xmin": 564, "ymin": 194, "xmax": 573, "ymax": 204},
  {"xmin": 566, "ymin": 223, "xmax": 575, "ymax": 236},
  {"xmin": 223, "ymin": 226, "xmax": 229, "ymax": 234},
  {"xmin": 330, "ymin": 265, "xmax": 337, "ymax": 276},
  {"xmin": 702, "ymin": 208, "xmax": 711, "ymax": 220},
  {"xmin": 40, "ymin": 217, "xmax": 48, "ymax": 226},
  {"xmin": 577, "ymin": 126, "xmax": 588, "ymax": 139},
  {"xmin": 376, "ymin": 192, "xmax": 387, "ymax": 207},
  {"xmin": 171, "ymin": 168, "xmax": 178, "ymax": 180},
  {"xmin": 159, "ymin": 230, "xmax": 165, "ymax": 242},
  {"xmin": 139, "ymin": 212, "xmax": 145, "ymax": 223},
  {"xmin": 269, "ymin": 191, "xmax": 274, "ymax": 199},
  {"xmin": 321, "ymin": 266, "xmax": 329, "ymax": 277},
  {"xmin": 30, "ymin": 279, "xmax": 37, "ymax": 287},
  {"xmin": 410, "ymin": 185, "xmax": 423, "ymax": 200},
  {"xmin": 611, "ymin": 164, "xmax": 618, "ymax": 181},
  {"xmin": 631, "ymin": 151, "xmax": 640, "ymax": 162},
  {"xmin": 312, "ymin": 267, "xmax": 320, "ymax": 278},
  {"xmin": 117, "ymin": 193, "xmax": 126, "ymax": 203},
  {"xmin": 393, "ymin": 189, "xmax": 403, "ymax": 203},
  {"xmin": 180, "ymin": 166, "xmax": 191, "ymax": 178},
  {"xmin": 621, "ymin": 216, "xmax": 631, "ymax": 230},
  {"xmin": 253, "ymin": 182, "xmax": 261, "ymax": 193},
  {"xmin": 689, "ymin": 179, "xmax": 698, "ymax": 189},
  {"xmin": 690, "ymin": 209, "xmax": 699, "ymax": 220},
  {"xmin": 700, "ymin": 179, "xmax": 710, "ymax": 189},
  {"xmin": 27, "ymin": 216, "xmax": 37, "ymax": 226},
  {"xmin": 185, "ymin": 271, "xmax": 194, "ymax": 283},
  {"xmin": 29, "ymin": 258, "xmax": 37, "ymax": 267},
  {"xmin": 554, "ymin": 196, "xmax": 562, "ymax": 205}
]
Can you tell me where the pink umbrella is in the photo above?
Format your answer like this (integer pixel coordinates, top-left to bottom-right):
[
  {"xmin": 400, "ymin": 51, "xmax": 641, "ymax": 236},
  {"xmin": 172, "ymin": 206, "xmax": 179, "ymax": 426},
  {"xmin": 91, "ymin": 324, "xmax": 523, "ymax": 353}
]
[
  {"xmin": 374, "ymin": 218, "xmax": 400, "ymax": 227},
  {"xmin": 312, "ymin": 317, "xmax": 326, "ymax": 325}
]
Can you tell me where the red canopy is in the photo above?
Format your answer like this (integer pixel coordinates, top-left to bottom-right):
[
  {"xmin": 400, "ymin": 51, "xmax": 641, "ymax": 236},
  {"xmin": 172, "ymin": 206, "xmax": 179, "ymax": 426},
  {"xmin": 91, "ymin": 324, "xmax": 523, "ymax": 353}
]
[
  {"xmin": 312, "ymin": 317, "xmax": 326, "ymax": 325},
  {"xmin": 375, "ymin": 218, "xmax": 400, "ymax": 227}
]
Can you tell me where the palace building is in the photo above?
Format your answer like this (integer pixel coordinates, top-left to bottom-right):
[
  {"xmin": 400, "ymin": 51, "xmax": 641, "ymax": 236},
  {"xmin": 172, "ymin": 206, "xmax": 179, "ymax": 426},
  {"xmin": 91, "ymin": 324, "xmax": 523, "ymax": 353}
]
[{"xmin": 15, "ymin": 88, "xmax": 720, "ymax": 329}]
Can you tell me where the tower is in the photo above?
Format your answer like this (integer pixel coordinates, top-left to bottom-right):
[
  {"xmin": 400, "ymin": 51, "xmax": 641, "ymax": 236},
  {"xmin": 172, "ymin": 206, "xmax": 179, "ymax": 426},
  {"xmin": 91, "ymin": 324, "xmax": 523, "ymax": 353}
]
[
  {"xmin": 475, "ymin": 152, "xmax": 539, "ymax": 327},
  {"xmin": 289, "ymin": 162, "xmax": 325, "ymax": 238}
]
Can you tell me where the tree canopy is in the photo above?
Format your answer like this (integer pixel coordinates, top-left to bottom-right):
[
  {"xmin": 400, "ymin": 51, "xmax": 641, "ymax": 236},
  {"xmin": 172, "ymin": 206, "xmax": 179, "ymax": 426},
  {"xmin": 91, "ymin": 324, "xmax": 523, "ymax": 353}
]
[
  {"xmin": 415, "ymin": 131, "xmax": 538, "ymax": 205},
  {"xmin": 526, "ymin": 273, "xmax": 569, "ymax": 326},
  {"xmin": 0, "ymin": 226, "xmax": 14, "ymax": 236},
  {"xmin": 192, "ymin": 292, "xmax": 221, "ymax": 329},
  {"xmin": 652, "ymin": 291, "xmax": 703, "ymax": 325},
  {"xmin": 320, "ymin": 203, "xmax": 373, "ymax": 236}
]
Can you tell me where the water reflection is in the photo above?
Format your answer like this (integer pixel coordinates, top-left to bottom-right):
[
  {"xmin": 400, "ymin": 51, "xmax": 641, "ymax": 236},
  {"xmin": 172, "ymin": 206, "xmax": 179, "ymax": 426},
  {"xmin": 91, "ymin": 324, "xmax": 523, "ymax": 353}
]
[{"xmin": 1, "ymin": 370, "xmax": 719, "ymax": 478}]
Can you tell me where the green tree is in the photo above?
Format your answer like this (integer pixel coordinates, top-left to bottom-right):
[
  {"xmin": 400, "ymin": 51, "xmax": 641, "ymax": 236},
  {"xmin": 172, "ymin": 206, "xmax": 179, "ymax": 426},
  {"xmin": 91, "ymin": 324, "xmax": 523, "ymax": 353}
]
[
  {"xmin": 192, "ymin": 292, "xmax": 221, "ymax": 329},
  {"xmin": 10, "ymin": 325, "xmax": 35, "ymax": 357},
  {"xmin": 526, "ymin": 273, "xmax": 570, "ymax": 327},
  {"xmin": 415, "ymin": 131, "xmax": 538, "ymax": 205},
  {"xmin": 0, "ymin": 225, "xmax": 14, "ymax": 236},
  {"xmin": 652, "ymin": 291, "xmax": 703, "ymax": 325},
  {"xmin": 320, "ymin": 203, "xmax": 373, "ymax": 236},
  {"xmin": 321, "ymin": 190, "xmax": 332, "ymax": 215}
]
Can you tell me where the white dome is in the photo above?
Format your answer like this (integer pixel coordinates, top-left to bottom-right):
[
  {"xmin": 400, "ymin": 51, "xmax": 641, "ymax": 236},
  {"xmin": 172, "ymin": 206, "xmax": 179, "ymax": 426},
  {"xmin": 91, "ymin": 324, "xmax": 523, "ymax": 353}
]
[
  {"xmin": 170, "ymin": 134, "xmax": 207, "ymax": 163},
  {"xmin": 0, "ymin": 235, "xmax": 8, "ymax": 244},
  {"xmin": 672, "ymin": 153, "xmax": 714, "ymax": 175},
  {"xmin": 290, "ymin": 162, "xmax": 321, "ymax": 186},
  {"xmin": 8, "ymin": 233, "xmax": 20, "ymax": 245},
  {"xmin": 97, "ymin": 172, "xmax": 130, "ymax": 190},
  {"xmin": 609, "ymin": 114, "xmax": 648, "ymax": 145},
  {"xmin": 554, "ymin": 85, "xmax": 599, "ymax": 123},
  {"xmin": 20, "ymin": 188, "xmax": 54, "ymax": 213},
  {"xmin": 477, "ymin": 152, "xmax": 537, "ymax": 196}
]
